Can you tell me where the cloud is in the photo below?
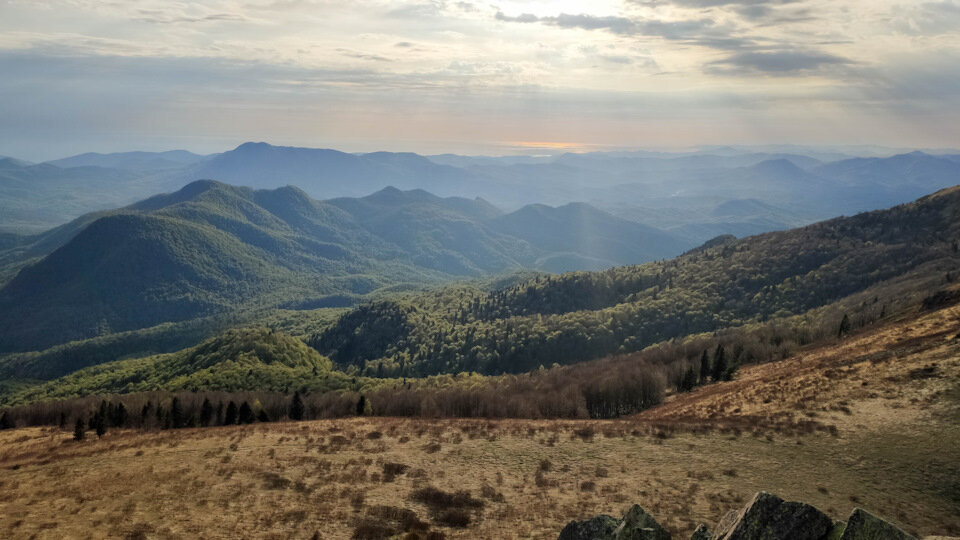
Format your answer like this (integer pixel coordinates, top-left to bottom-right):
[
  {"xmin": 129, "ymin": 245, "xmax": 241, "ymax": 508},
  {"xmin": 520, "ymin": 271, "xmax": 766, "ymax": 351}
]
[
  {"xmin": 494, "ymin": 11, "xmax": 750, "ymax": 50},
  {"xmin": 131, "ymin": 11, "xmax": 247, "ymax": 25},
  {"xmin": 708, "ymin": 49, "xmax": 850, "ymax": 75},
  {"xmin": 336, "ymin": 48, "xmax": 392, "ymax": 62},
  {"xmin": 894, "ymin": 1, "xmax": 960, "ymax": 35},
  {"xmin": 635, "ymin": 0, "xmax": 797, "ymax": 7}
]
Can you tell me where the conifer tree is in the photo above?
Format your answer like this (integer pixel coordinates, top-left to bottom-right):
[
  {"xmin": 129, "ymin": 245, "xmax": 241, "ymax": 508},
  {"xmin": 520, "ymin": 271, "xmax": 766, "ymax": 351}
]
[
  {"xmin": 699, "ymin": 350, "xmax": 710, "ymax": 385},
  {"xmin": 114, "ymin": 403, "xmax": 128, "ymax": 428},
  {"xmin": 95, "ymin": 415, "xmax": 106, "ymax": 439},
  {"xmin": 0, "ymin": 412, "xmax": 12, "ymax": 430},
  {"xmin": 257, "ymin": 409, "xmax": 270, "ymax": 423},
  {"xmin": 238, "ymin": 402, "xmax": 255, "ymax": 424},
  {"xmin": 73, "ymin": 418, "xmax": 85, "ymax": 441},
  {"xmin": 98, "ymin": 400, "xmax": 108, "ymax": 427},
  {"xmin": 679, "ymin": 366, "xmax": 698, "ymax": 392},
  {"xmin": 170, "ymin": 397, "xmax": 184, "ymax": 429},
  {"xmin": 838, "ymin": 313, "xmax": 851, "ymax": 338},
  {"xmin": 356, "ymin": 395, "xmax": 366, "ymax": 416},
  {"xmin": 216, "ymin": 401, "xmax": 225, "ymax": 426},
  {"xmin": 290, "ymin": 391, "xmax": 305, "ymax": 421},
  {"xmin": 200, "ymin": 398, "xmax": 214, "ymax": 427},
  {"xmin": 711, "ymin": 344, "xmax": 727, "ymax": 382},
  {"xmin": 224, "ymin": 401, "xmax": 238, "ymax": 425},
  {"xmin": 142, "ymin": 401, "xmax": 153, "ymax": 426}
]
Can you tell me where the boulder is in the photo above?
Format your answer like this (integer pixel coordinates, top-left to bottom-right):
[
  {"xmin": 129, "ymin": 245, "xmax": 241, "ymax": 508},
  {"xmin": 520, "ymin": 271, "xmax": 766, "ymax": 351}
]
[
  {"xmin": 714, "ymin": 491, "xmax": 834, "ymax": 540},
  {"xmin": 558, "ymin": 515, "xmax": 621, "ymax": 540},
  {"xmin": 839, "ymin": 508, "xmax": 916, "ymax": 540},
  {"xmin": 616, "ymin": 504, "xmax": 671, "ymax": 540},
  {"xmin": 691, "ymin": 524, "xmax": 713, "ymax": 540}
]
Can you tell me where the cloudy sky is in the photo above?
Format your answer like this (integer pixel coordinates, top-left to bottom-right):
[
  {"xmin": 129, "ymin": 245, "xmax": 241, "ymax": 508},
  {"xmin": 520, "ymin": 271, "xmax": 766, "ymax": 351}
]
[{"xmin": 1, "ymin": 0, "xmax": 958, "ymax": 160}]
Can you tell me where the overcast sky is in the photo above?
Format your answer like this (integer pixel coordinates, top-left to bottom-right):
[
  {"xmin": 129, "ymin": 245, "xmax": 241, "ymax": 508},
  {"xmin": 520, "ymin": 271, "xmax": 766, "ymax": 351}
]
[{"xmin": 1, "ymin": 0, "xmax": 959, "ymax": 160}]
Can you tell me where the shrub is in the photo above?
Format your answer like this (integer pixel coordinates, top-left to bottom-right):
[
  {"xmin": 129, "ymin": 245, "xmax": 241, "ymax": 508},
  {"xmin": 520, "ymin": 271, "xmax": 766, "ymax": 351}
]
[{"xmin": 435, "ymin": 509, "xmax": 471, "ymax": 528}]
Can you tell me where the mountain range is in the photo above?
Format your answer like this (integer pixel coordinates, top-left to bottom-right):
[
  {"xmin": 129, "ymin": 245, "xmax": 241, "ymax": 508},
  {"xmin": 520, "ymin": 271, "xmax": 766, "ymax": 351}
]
[
  {"xmin": 0, "ymin": 180, "xmax": 692, "ymax": 353},
  {"xmin": 3, "ymin": 183, "xmax": 957, "ymax": 402},
  {"xmin": 3, "ymin": 142, "xmax": 959, "ymax": 246}
]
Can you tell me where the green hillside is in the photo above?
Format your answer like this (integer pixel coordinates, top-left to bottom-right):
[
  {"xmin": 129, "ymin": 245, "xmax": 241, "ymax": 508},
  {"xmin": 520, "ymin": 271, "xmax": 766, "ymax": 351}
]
[
  {"xmin": 311, "ymin": 186, "xmax": 960, "ymax": 376},
  {"xmin": 3, "ymin": 328, "xmax": 364, "ymax": 405},
  {"xmin": 0, "ymin": 180, "xmax": 688, "ymax": 354}
]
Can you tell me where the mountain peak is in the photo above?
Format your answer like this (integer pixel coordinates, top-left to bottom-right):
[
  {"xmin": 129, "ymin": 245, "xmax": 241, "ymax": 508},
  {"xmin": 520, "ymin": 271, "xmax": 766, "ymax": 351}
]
[{"xmin": 234, "ymin": 141, "xmax": 272, "ymax": 152}]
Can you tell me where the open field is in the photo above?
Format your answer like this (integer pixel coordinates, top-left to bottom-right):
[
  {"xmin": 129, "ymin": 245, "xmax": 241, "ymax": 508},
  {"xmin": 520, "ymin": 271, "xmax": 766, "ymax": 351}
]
[{"xmin": 0, "ymin": 305, "xmax": 958, "ymax": 539}]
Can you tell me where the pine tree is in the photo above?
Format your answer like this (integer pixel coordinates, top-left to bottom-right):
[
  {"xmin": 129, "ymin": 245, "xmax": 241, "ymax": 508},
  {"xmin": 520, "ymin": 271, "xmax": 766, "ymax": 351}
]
[
  {"xmin": 73, "ymin": 418, "xmax": 85, "ymax": 441},
  {"xmin": 95, "ymin": 415, "xmax": 106, "ymax": 439},
  {"xmin": 290, "ymin": 391, "xmax": 305, "ymax": 421},
  {"xmin": 98, "ymin": 400, "xmax": 108, "ymax": 427},
  {"xmin": 170, "ymin": 397, "xmax": 184, "ymax": 429},
  {"xmin": 711, "ymin": 344, "xmax": 727, "ymax": 382},
  {"xmin": 356, "ymin": 395, "xmax": 366, "ymax": 416},
  {"xmin": 838, "ymin": 314, "xmax": 851, "ymax": 338},
  {"xmin": 200, "ymin": 398, "xmax": 214, "ymax": 427},
  {"xmin": 679, "ymin": 366, "xmax": 698, "ymax": 392},
  {"xmin": 698, "ymin": 350, "xmax": 710, "ymax": 385},
  {"xmin": 59, "ymin": 412, "xmax": 67, "ymax": 429},
  {"xmin": 114, "ymin": 403, "xmax": 128, "ymax": 428},
  {"xmin": 142, "ymin": 401, "xmax": 153, "ymax": 426},
  {"xmin": 257, "ymin": 409, "xmax": 270, "ymax": 423},
  {"xmin": 216, "ymin": 401, "xmax": 225, "ymax": 426},
  {"xmin": 238, "ymin": 402, "xmax": 255, "ymax": 424},
  {"xmin": 224, "ymin": 401, "xmax": 238, "ymax": 425},
  {"xmin": 0, "ymin": 412, "xmax": 13, "ymax": 430}
]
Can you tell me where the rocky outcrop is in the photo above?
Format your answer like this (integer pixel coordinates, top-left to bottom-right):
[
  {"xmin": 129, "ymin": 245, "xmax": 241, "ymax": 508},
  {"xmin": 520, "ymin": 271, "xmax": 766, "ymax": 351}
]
[
  {"xmin": 839, "ymin": 508, "xmax": 915, "ymax": 540},
  {"xmin": 556, "ymin": 492, "xmax": 933, "ymax": 540},
  {"xmin": 714, "ymin": 491, "xmax": 834, "ymax": 540},
  {"xmin": 558, "ymin": 515, "xmax": 621, "ymax": 540},
  {"xmin": 558, "ymin": 505, "xmax": 670, "ymax": 540}
]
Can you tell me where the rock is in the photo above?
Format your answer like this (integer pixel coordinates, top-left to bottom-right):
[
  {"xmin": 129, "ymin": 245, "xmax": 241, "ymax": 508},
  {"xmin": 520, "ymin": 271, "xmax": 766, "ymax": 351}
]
[
  {"xmin": 691, "ymin": 524, "xmax": 713, "ymax": 540},
  {"xmin": 839, "ymin": 508, "xmax": 916, "ymax": 540},
  {"xmin": 714, "ymin": 491, "xmax": 834, "ymax": 540},
  {"xmin": 826, "ymin": 521, "xmax": 846, "ymax": 540},
  {"xmin": 616, "ymin": 504, "xmax": 671, "ymax": 540},
  {"xmin": 558, "ymin": 515, "xmax": 621, "ymax": 540},
  {"xmin": 715, "ymin": 510, "xmax": 739, "ymax": 535}
]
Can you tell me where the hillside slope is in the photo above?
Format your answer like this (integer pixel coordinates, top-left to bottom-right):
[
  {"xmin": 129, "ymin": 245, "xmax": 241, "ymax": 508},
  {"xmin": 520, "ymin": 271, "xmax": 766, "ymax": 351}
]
[
  {"xmin": 0, "ymin": 303, "xmax": 957, "ymax": 538},
  {"xmin": 4, "ymin": 328, "xmax": 362, "ymax": 404},
  {"xmin": 0, "ymin": 180, "xmax": 688, "ymax": 353},
  {"xmin": 313, "ymin": 186, "xmax": 960, "ymax": 375}
]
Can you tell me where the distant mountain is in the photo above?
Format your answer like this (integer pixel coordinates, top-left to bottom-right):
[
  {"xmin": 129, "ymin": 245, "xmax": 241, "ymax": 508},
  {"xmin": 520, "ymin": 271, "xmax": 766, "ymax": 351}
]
[
  {"xmin": 46, "ymin": 150, "xmax": 207, "ymax": 171},
  {"xmin": 327, "ymin": 187, "xmax": 533, "ymax": 275},
  {"xmin": 5, "ymin": 142, "xmax": 958, "ymax": 245},
  {"xmin": 0, "ymin": 159, "xmax": 149, "ymax": 233},
  {"xmin": 0, "ymin": 180, "xmax": 689, "ymax": 352},
  {"xmin": 181, "ymin": 142, "xmax": 482, "ymax": 198},
  {"xmin": 488, "ymin": 202, "xmax": 682, "ymax": 271}
]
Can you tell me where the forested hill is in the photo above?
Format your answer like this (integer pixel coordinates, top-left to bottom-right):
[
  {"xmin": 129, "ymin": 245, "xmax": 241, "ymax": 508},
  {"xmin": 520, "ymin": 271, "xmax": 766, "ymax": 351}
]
[
  {"xmin": 0, "ymin": 180, "xmax": 690, "ymax": 353},
  {"xmin": 310, "ymin": 186, "xmax": 960, "ymax": 376}
]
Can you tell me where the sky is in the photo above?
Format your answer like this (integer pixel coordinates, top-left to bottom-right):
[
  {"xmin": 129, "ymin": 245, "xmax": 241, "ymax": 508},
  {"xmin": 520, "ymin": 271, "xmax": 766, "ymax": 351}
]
[{"xmin": 1, "ymin": 0, "xmax": 959, "ymax": 161}]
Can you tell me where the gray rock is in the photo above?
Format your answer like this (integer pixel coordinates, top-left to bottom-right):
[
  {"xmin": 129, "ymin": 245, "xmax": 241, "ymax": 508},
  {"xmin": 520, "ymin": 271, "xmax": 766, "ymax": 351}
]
[
  {"xmin": 839, "ymin": 508, "xmax": 916, "ymax": 540},
  {"xmin": 715, "ymin": 510, "xmax": 739, "ymax": 535},
  {"xmin": 691, "ymin": 524, "xmax": 713, "ymax": 540},
  {"xmin": 558, "ymin": 514, "xmax": 621, "ymax": 540},
  {"xmin": 616, "ymin": 504, "xmax": 671, "ymax": 540},
  {"xmin": 714, "ymin": 491, "xmax": 834, "ymax": 540}
]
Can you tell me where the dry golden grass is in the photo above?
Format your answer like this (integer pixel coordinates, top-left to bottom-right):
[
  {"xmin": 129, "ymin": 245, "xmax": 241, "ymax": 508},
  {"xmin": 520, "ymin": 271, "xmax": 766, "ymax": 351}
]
[{"xmin": 1, "ymin": 305, "xmax": 959, "ymax": 539}]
